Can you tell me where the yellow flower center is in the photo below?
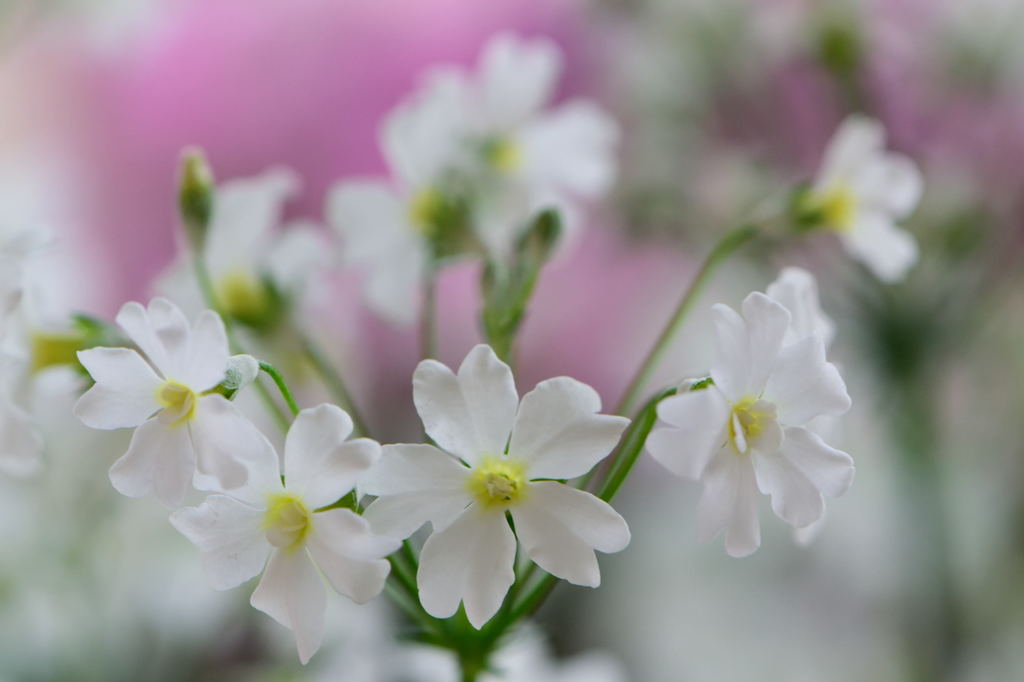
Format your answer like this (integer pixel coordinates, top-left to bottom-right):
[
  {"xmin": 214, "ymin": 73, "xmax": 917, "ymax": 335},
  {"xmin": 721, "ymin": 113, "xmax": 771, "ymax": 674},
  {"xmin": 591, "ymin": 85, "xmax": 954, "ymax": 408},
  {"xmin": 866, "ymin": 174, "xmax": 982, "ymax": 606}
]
[
  {"xmin": 484, "ymin": 137, "xmax": 523, "ymax": 173},
  {"xmin": 408, "ymin": 188, "xmax": 444, "ymax": 236},
  {"xmin": 728, "ymin": 396, "xmax": 774, "ymax": 455},
  {"xmin": 156, "ymin": 380, "xmax": 198, "ymax": 426},
  {"xmin": 263, "ymin": 492, "xmax": 313, "ymax": 551},
  {"xmin": 29, "ymin": 330, "xmax": 85, "ymax": 373},
  {"xmin": 815, "ymin": 185, "xmax": 857, "ymax": 232},
  {"xmin": 215, "ymin": 268, "xmax": 273, "ymax": 324},
  {"xmin": 466, "ymin": 456, "xmax": 528, "ymax": 508}
]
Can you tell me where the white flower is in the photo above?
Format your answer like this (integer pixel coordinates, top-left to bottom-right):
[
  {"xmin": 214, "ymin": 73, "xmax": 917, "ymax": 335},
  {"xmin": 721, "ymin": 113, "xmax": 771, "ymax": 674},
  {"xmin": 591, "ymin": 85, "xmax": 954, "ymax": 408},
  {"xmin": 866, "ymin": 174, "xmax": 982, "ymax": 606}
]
[
  {"xmin": 327, "ymin": 79, "xmax": 467, "ymax": 326},
  {"xmin": 645, "ymin": 292, "xmax": 854, "ymax": 557},
  {"xmin": 74, "ymin": 298, "xmax": 258, "ymax": 506},
  {"xmin": 807, "ymin": 115, "xmax": 923, "ymax": 282},
  {"xmin": 453, "ymin": 33, "xmax": 618, "ymax": 256},
  {"xmin": 361, "ymin": 344, "xmax": 630, "ymax": 628},
  {"xmin": 159, "ymin": 168, "xmax": 328, "ymax": 326},
  {"xmin": 170, "ymin": 403, "xmax": 397, "ymax": 664}
]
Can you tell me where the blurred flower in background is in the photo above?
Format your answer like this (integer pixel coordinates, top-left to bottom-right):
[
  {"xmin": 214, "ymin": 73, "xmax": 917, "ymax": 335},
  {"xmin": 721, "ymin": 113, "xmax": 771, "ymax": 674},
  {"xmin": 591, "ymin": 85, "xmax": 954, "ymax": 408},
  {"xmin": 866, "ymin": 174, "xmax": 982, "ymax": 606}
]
[{"xmin": 1, "ymin": 0, "xmax": 1023, "ymax": 679}]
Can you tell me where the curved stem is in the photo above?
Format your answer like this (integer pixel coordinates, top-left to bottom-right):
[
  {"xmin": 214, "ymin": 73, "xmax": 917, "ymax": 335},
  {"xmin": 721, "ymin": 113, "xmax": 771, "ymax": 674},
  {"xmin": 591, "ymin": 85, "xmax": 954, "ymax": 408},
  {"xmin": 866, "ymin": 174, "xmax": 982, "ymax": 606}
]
[
  {"xmin": 421, "ymin": 270, "xmax": 438, "ymax": 361},
  {"xmin": 615, "ymin": 225, "xmax": 757, "ymax": 415},
  {"xmin": 298, "ymin": 332, "xmax": 370, "ymax": 437},
  {"xmin": 597, "ymin": 386, "xmax": 678, "ymax": 502},
  {"xmin": 258, "ymin": 361, "xmax": 300, "ymax": 417}
]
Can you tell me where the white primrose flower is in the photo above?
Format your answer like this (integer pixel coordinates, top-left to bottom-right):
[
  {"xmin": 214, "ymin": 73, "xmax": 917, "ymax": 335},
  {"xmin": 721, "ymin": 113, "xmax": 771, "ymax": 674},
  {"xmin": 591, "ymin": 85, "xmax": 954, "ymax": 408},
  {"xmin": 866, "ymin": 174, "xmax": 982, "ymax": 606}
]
[
  {"xmin": 170, "ymin": 404, "xmax": 397, "ymax": 664},
  {"xmin": 645, "ymin": 292, "xmax": 854, "ymax": 557},
  {"xmin": 451, "ymin": 33, "xmax": 619, "ymax": 256},
  {"xmin": 327, "ymin": 78, "xmax": 467, "ymax": 326},
  {"xmin": 74, "ymin": 297, "xmax": 260, "ymax": 506},
  {"xmin": 361, "ymin": 344, "xmax": 631, "ymax": 628},
  {"xmin": 159, "ymin": 168, "xmax": 328, "ymax": 326},
  {"xmin": 806, "ymin": 115, "xmax": 923, "ymax": 282}
]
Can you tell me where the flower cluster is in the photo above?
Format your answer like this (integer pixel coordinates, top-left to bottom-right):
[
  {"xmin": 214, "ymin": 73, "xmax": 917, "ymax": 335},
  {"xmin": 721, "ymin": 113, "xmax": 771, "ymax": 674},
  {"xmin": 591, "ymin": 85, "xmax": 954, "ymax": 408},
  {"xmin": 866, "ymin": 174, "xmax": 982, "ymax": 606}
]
[{"xmin": 0, "ymin": 30, "xmax": 926, "ymax": 678}]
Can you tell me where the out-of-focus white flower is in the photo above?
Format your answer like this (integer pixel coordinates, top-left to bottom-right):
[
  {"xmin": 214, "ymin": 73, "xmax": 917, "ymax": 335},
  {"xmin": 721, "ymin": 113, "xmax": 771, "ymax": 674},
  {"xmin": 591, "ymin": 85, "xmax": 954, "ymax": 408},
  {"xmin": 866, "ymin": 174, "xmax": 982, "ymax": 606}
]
[
  {"xmin": 159, "ymin": 168, "xmax": 328, "ymax": 327},
  {"xmin": 765, "ymin": 267, "xmax": 842, "ymax": 546},
  {"xmin": 362, "ymin": 344, "xmax": 630, "ymax": 628},
  {"xmin": 646, "ymin": 292, "xmax": 854, "ymax": 557},
  {"xmin": 74, "ymin": 298, "xmax": 257, "ymax": 506},
  {"xmin": 327, "ymin": 80, "xmax": 467, "ymax": 326},
  {"xmin": 171, "ymin": 403, "xmax": 396, "ymax": 664},
  {"xmin": 805, "ymin": 115, "xmax": 923, "ymax": 282},
  {"xmin": 0, "ymin": 352, "xmax": 43, "ymax": 477},
  {"xmin": 451, "ymin": 33, "xmax": 619, "ymax": 257}
]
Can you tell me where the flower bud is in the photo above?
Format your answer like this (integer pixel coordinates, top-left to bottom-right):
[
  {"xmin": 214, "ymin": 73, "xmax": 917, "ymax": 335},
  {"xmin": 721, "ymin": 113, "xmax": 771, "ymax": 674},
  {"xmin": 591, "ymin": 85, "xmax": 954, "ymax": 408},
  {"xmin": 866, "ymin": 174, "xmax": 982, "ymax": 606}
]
[
  {"xmin": 222, "ymin": 354, "xmax": 260, "ymax": 392},
  {"xmin": 178, "ymin": 147, "xmax": 215, "ymax": 248}
]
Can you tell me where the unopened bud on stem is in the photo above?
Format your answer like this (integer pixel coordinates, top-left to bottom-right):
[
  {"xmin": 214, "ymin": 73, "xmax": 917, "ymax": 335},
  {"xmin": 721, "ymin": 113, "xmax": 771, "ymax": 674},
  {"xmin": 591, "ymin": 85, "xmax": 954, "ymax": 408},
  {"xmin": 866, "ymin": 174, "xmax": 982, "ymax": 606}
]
[{"xmin": 178, "ymin": 147, "xmax": 215, "ymax": 248}]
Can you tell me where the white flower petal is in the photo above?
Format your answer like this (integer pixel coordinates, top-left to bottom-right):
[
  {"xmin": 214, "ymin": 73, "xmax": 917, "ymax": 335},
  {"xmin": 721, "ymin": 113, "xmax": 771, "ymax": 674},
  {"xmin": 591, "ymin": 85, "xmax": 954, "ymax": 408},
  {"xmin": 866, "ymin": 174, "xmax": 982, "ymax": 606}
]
[
  {"xmin": 751, "ymin": 447, "xmax": 824, "ymax": 529},
  {"xmin": 190, "ymin": 395, "xmax": 269, "ymax": 493},
  {"xmin": 361, "ymin": 443, "xmax": 471, "ymax": 496},
  {"xmin": 779, "ymin": 426, "xmax": 855, "ymax": 499},
  {"xmin": 479, "ymin": 33, "xmax": 561, "ymax": 128},
  {"xmin": 710, "ymin": 294, "xmax": 790, "ymax": 400},
  {"xmin": 762, "ymin": 334, "xmax": 851, "ymax": 427},
  {"xmin": 0, "ymin": 397, "xmax": 42, "ymax": 477},
  {"xmin": 418, "ymin": 507, "xmax": 516, "ymax": 628},
  {"xmin": 508, "ymin": 377, "xmax": 628, "ymax": 481},
  {"xmin": 815, "ymin": 115, "xmax": 884, "ymax": 189},
  {"xmin": 647, "ymin": 388, "xmax": 730, "ymax": 479},
  {"xmin": 181, "ymin": 310, "xmax": 229, "ymax": 391},
  {"xmin": 283, "ymin": 404, "xmax": 378, "ymax": 509},
  {"xmin": 308, "ymin": 510, "xmax": 395, "ymax": 602},
  {"xmin": 696, "ymin": 452, "xmax": 762, "ymax": 557},
  {"xmin": 109, "ymin": 418, "xmax": 194, "ymax": 507},
  {"xmin": 250, "ymin": 549, "xmax": 326, "ymax": 665},
  {"xmin": 511, "ymin": 482, "xmax": 629, "ymax": 588},
  {"xmin": 841, "ymin": 211, "xmax": 919, "ymax": 283},
  {"xmin": 413, "ymin": 345, "xmax": 518, "ymax": 466},
  {"xmin": 266, "ymin": 222, "xmax": 330, "ymax": 294},
  {"xmin": 74, "ymin": 348, "xmax": 162, "ymax": 429},
  {"xmin": 115, "ymin": 298, "xmax": 191, "ymax": 379},
  {"xmin": 853, "ymin": 154, "xmax": 923, "ymax": 219},
  {"xmin": 518, "ymin": 101, "xmax": 619, "ymax": 198},
  {"xmin": 764, "ymin": 267, "xmax": 835, "ymax": 347},
  {"xmin": 169, "ymin": 494, "xmax": 269, "ymax": 590},
  {"xmin": 362, "ymin": 490, "xmax": 471, "ymax": 540}
]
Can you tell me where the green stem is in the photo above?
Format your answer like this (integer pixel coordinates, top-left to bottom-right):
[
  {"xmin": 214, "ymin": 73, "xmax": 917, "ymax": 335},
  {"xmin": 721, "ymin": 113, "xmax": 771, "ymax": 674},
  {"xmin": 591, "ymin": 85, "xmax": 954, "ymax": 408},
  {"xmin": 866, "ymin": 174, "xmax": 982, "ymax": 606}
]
[
  {"xmin": 298, "ymin": 332, "xmax": 370, "ymax": 437},
  {"xmin": 258, "ymin": 361, "xmax": 300, "ymax": 417},
  {"xmin": 597, "ymin": 387, "xmax": 679, "ymax": 502},
  {"xmin": 615, "ymin": 224, "xmax": 757, "ymax": 415},
  {"xmin": 193, "ymin": 255, "xmax": 291, "ymax": 432},
  {"xmin": 421, "ymin": 270, "xmax": 438, "ymax": 361}
]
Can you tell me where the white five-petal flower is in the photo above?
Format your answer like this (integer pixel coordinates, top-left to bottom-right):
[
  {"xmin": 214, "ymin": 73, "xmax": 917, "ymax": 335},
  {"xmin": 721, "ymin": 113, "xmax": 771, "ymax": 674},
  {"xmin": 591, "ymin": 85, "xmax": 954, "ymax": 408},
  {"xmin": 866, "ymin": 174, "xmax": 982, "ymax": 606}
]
[
  {"xmin": 645, "ymin": 292, "xmax": 854, "ymax": 557},
  {"xmin": 361, "ymin": 344, "xmax": 631, "ymax": 628},
  {"xmin": 806, "ymin": 115, "xmax": 923, "ymax": 282},
  {"xmin": 171, "ymin": 403, "xmax": 397, "ymax": 664},
  {"xmin": 327, "ymin": 79, "xmax": 467, "ymax": 326},
  {"xmin": 74, "ymin": 298, "xmax": 257, "ymax": 506}
]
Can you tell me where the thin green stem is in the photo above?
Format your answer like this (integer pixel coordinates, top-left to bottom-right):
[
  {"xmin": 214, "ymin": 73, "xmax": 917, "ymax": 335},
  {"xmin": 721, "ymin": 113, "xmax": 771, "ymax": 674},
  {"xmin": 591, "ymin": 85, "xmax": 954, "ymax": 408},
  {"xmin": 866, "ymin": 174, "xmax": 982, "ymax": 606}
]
[
  {"xmin": 597, "ymin": 387, "xmax": 679, "ymax": 503},
  {"xmin": 298, "ymin": 332, "xmax": 370, "ymax": 437},
  {"xmin": 193, "ymin": 255, "xmax": 290, "ymax": 431},
  {"xmin": 615, "ymin": 224, "xmax": 757, "ymax": 415},
  {"xmin": 421, "ymin": 270, "xmax": 438, "ymax": 361},
  {"xmin": 258, "ymin": 361, "xmax": 300, "ymax": 417}
]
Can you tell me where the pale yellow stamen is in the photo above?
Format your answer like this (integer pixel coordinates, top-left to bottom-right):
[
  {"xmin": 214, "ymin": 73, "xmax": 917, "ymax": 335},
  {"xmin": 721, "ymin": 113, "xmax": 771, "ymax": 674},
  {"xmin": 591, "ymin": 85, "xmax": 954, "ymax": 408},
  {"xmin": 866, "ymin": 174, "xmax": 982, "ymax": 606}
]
[
  {"xmin": 408, "ymin": 188, "xmax": 444, "ymax": 236},
  {"xmin": 467, "ymin": 455, "xmax": 529, "ymax": 508},
  {"xmin": 814, "ymin": 185, "xmax": 857, "ymax": 232},
  {"xmin": 263, "ymin": 492, "xmax": 313, "ymax": 551},
  {"xmin": 156, "ymin": 380, "xmax": 198, "ymax": 426},
  {"xmin": 484, "ymin": 137, "xmax": 523, "ymax": 173},
  {"xmin": 728, "ymin": 396, "xmax": 774, "ymax": 455}
]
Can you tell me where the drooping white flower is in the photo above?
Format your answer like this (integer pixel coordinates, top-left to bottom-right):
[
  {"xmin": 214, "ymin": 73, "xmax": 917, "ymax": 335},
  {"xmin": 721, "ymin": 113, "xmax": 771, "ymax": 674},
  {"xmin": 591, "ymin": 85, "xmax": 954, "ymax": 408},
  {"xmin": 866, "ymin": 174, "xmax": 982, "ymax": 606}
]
[
  {"xmin": 170, "ymin": 403, "xmax": 397, "ymax": 664},
  {"xmin": 805, "ymin": 115, "xmax": 923, "ymax": 282},
  {"xmin": 361, "ymin": 344, "xmax": 630, "ymax": 628},
  {"xmin": 159, "ymin": 168, "xmax": 328, "ymax": 327},
  {"xmin": 327, "ymin": 79, "xmax": 467, "ymax": 326},
  {"xmin": 74, "ymin": 297, "xmax": 259, "ymax": 506},
  {"xmin": 450, "ymin": 33, "xmax": 619, "ymax": 257},
  {"xmin": 645, "ymin": 292, "xmax": 854, "ymax": 557}
]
